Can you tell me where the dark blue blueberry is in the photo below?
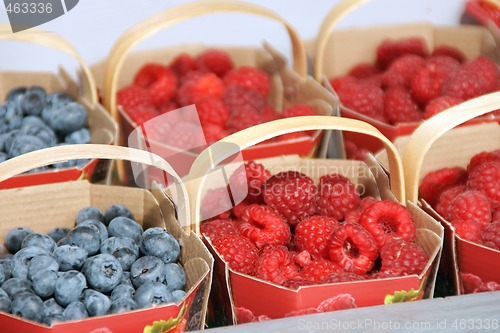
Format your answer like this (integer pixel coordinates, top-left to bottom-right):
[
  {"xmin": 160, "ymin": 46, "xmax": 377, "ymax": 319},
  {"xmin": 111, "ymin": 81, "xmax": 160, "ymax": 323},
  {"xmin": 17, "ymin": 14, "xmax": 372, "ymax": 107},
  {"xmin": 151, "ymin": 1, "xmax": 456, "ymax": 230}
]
[
  {"xmin": 21, "ymin": 233, "xmax": 57, "ymax": 253},
  {"xmin": 47, "ymin": 227, "xmax": 71, "ymax": 243},
  {"xmin": 108, "ymin": 217, "xmax": 143, "ymax": 242},
  {"xmin": 43, "ymin": 314, "xmax": 64, "ymax": 326},
  {"xmin": 43, "ymin": 92, "xmax": 73, "ymax": 112},
  {"xmin": 109, "ymin": 297, "xmax": 138, "ymax": 314},
  {"xmin": 11, "ymin": 291, "xmax": 44, "ymax": 323},
  {"xmin": 27, "ymin": 253, "xmax": 58, "ymax": 280},
  {"xmin": 82, "ymin": 254, "xmax": 123, "ymax": 293},
  {"xmin": 54, "ymin": 270, "xmax": 87, "ymax": 306},
  {"xmin": 172, "ymin": 290, "xmax": 186, "ymax": 303},
  {"xmin": 5, "ymin": 87, "xmax": 27, "ymax": 103},
  {"xmin": 163, "ymin": 263, "xmax": 186, "ymax": 292},
  {"xmin": 100, "ymin": 237, "xmax": 139, "ymax": 271},
  {"xmin": 20, "ymin": 86, "xmax": 46, "ymax": 116},
  {"xmin": 140, "ymin": 228, "xmax": 180, "ymax": 264},
  {"xmin": 130, "ymin": 256, "xmax": 165, "ymax": 289},
  {"xmin": 5, "ymin": 227, "xmax": 34, "ymax": 253},
  {"xmin": 0, "ymin": 101, "xmax": 23, "ymax": 134},
  {"xmin": 21, "ymin": 116, "xmax": 45, "ymax": 130},
  {"xmin": 62, "ymin": 225, "xmax": 101, "ymax": 255},
  {"xmin": 65, "ymin": 128, "xmax": 90, "ymax": 144},
  {"xmin": 45, "ymin": 102, "xmax": 88, "ymax": 135},
  {"xmin": 53, "ymin": 245, "xmax": 88, "ymax": 272},
  {"xmin": 119, "ymin": 271, "xmax": 133, "ymax": 287},
  {"xmin": 104, "ymin": 205, "xmax": 135, "ymax": 226},
  {"xmin": 134, "ymin": 281, "xmax": 174, "ymax": 309},
  {"xmin": 110, "ymin": 284, "xmax": 135, "ymax": 302},
  {"xmin": 0, "ymin": 288, "xmax": 11, "ymax": 312},
  {"xmin": 24, "ymin": 166, "xmax": 49, "ymax": 174},
  {"xmin": 62, "ymin": 301, "xmax": 88, "ymax": 321},
  {"xmin": 31, "ymin": 269, "xmax": 58, "ymax": 298},
  {"xmin": 0, "ymin": 152, "xmax": 8, "ymax": 163},
  {"xmin": 1, "ymin": 278, "xmax": 32, "ymax": 298},
  {"xmin": 76, "ymin": 158, "xmax": 90, "ymax": 167},
  {"xmin": 0, "ymin": 258, "xmax": 12, "ymax": 281},
  {"xmin": 82, "ymin": 289, "xmax": 111, "ymax": 317},
  {"xmin": 77, "ymin": 219, "xmax": 108, "ymax": 243},
  {"xmin": 1, "ymin": 129, "xmax": 20, "ymax": 153},
  {"xmin": 12, "ymin": 246, "xmax": 48, "ymax": 279},
  {"xmin": 0, "ymin": 265, "xmax": 5, "ymax": 285},
  {"xmin": 75, "ymin": 206, "xmax": 105, "ymax": 225},
  {"xmin": 43, "ymin": 298, "xmax": 64, "ymax": 317},
  {"xmin": 19, "ymin": 123, "xmax": 57, "ymax": 147},
  {"xmin": 8, "ymin": 135, "xmax": 47, "ymax": 158}
]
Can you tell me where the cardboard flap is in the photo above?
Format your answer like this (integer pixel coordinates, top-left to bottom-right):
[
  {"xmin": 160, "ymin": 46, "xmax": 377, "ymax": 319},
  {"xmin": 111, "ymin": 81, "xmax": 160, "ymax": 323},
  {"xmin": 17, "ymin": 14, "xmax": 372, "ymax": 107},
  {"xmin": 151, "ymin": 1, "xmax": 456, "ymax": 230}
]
[{"xmin": 184, "ymin": 257, "xmax": 210, "ymax": 291}]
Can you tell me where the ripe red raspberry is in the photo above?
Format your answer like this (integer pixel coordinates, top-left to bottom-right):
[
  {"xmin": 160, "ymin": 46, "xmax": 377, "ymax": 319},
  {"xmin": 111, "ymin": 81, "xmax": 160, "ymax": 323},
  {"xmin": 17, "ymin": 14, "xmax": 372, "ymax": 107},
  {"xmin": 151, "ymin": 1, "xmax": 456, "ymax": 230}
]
[
  {"xmin": 431, "ymin": 45, "xmax": 466, "ymax": 63},
  {"xmin": 169, "ymin": 53, "xmax": 197, "ymax": 76},
  {"xmin": 383, "ymin": 86, "xmax": 423, "ymax": 124},
  {"xmin": 379, "ymin": 239, "xmax": 429, "ymax": 276},
  {"xmin": 263, "ymin": 171, "xmax": 317, "ymax": 227},
  {"xmin": 126, "ymin": 105, "xmax": 159, "ymax": 126},
  {"xmin": 376, "ymin": 37, "xmax": 428, "ymax": 70},
  {"xmin": 410, "ymin": 58, "xmax": 459, "ymax": 105},
  {"xmin": 282, "ymin": 277, "xmax": 312, "ymax": 289},
  {"xmin": 133, "ymin": 63, "xmax": 175, "ymax": 88},
  {"xmin": 334, "ymin": 78, "xmax": 385, "ymax": 120},
  {"xmin": 451, "ymin": 219, "xmax": 482, "ymax": 243},
  {"xmin": 200, "ymin": 187, "xmax": 232, "ymax": 221},
  {"xmin": 222, "ymin": 85, "xmax": 266, "ymax": 113},
  {"xmin": 423, "ymin": 95, "xmax": 463, "ymax": 119},
  {"xmin": 419, "ymin": 166, "xmax": 468, "ymax": 207},
  {"xmin": 202, "ymin": 124, "xmax": 228, "ymax": 145},
  {"xmin": 316, "ymin": 174, "xmax": 360, "ymax": 221},
  {"xmin": 344, "ymin": 196, "xmax": 378, "ymax": 223},
  {"xmin": 448, "ymin": 190, "xmax": 492, "ymax": 229},
  {"xmin": 460, "ymin": 272, "xmax": 483, "ymax": 294},
  {"xmin": 212, "ymin": 235, "xmax": 259, "ymax": 275},
  {"xmin": 224, "ymin": 66, "xmax": 270, "ymax": 98},
  {"xmin": 493, "ymin": 208, "xmax": 500, "ymax": 223},
  {"xmin": 262, "ymin": 105, "xmax": 280, "ymax": 122},
  {"xmin": 441, "ymin": 69, "xmax": 492, "ymax": 100},
  {"xmin": 348, "ymin": 63, "xmax": 380, "ymax": 79},
  {"xmin": 316, "ymin": 294, "xmax": 357, "ymax": 312},
  {"xmin": 200, "ymin": 219, "xmax": 239, "ymax": 241},
  {"xmin": 226, "ymin": 104, "xmax": 263, "ymax": 132},
  {"xmin": 462, "ymin": 56, "xmax": 498, "ymax": 93},
  {"xmin": 229, "ymin": 160, "xmax": 270, "ymax": 204},
  {"xmin": 467, "ymin": 150, "xmax": 500, "ymax": 173},
  {"xmin": 195, "ymin": 49, "xmax": 234, "ymax": 77},
  {"xmin": 294, "ymin": 215, "xmax": 338, "ymax": 259},
  {"xmin": 232, "ymin": 201, "xmax": 252, "ymax": 219},
  {"xmin": 254, "ymin": 246, "xmax": 299, "ymax": 285},
  {"xmin": 358, "ymin": 200, "xmax": 416, "ymax": 248},
  {"xmin": 195, "ymin": 96, "xmax": 229, "ymax": 127},
  {"xmin": 291, "ymin": 250, "xmax": 312, "ymax": 268},
  {"xmin": 328, "ymin": 222, "xmax": 378, "ymax": 275},
  {"xmin": 321, "ymin": 272, "xmax": 365, "ymax": 284},
  {"xmin": 482, "ymin": 221, "xmax": 500, "ymax": 250},
  {"xmin": 117, "ymin": 85, "xmax": 151, "ymax": 112},
  {"xmin": 468, "ymin": 161, "xmax": 500, "ymax": 209},
  {"xmin": 147, "ymin": 71, "xmax": 178, "ymax": 107},
  {"xmin": 436, "ymin": 185, "xmax": 466, "ymax": 219},
  {"xmin": 300, "ymin": 259, "xmax": 343, "ymax": 283},
  {"xmin": 177, "ymin": 73, "xmax": 225, "ymax": 106},
  {"xmin": 282, "ymin": 104, "xmax": 316, "ymax": 118},
  {"xmin": 159, "ymin": 101, "xmax": 180, "ymax": 114},
  {"xmin": 381, "ymin": 54, "xmax": 426, "ymax": 89},
  {"xmin": 237, "ymin": 204, "xmax": 291, "ymax": 249}
]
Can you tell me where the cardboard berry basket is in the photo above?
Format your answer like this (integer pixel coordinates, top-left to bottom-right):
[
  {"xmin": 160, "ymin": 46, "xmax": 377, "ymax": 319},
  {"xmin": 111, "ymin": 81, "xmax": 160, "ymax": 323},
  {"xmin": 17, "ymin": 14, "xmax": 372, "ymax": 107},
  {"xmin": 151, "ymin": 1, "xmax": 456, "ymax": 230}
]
[
  {"xmin": 0, "ymin": 144, "xmax": 213, "ymax": 333},
  {"xmin": 312, "ymin": 0, "xmax": 500, "ymax": 155},
  {"xmin": 186, "ymin": 116, "xmax": 443, "ymax": 325},
  {"xmin": 98, "ymin": 0, "xmax": 335, "ymax": 185},
  {"xmin": 0, "ymin": 25, "xmax": 117, "ymax": 188}
]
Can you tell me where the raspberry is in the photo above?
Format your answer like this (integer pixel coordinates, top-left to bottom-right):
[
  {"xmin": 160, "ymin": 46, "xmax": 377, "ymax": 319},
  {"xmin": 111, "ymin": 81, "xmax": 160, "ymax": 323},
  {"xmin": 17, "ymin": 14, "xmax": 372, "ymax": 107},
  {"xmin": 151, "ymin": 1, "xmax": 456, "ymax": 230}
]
[
  {"xmin": 441, "ymin": 69, "xmax": 492, "ymax": 100},
  {"xmin": 254, "ymin": 246, "xmax": 299, "ymax": 285},
  {"xmin": 316, "ymin": 174, "xmax": 360, "ymax": 221},
  {"xmin": 328, "ymin": 222, "xmax": 378, "ymax": 275},
  {"xmin": 200, "ymin": 219, "xmax": 239, "ymax": 241},
  {"xmin": 344, "ymin": 196, "xmax": 378, "ymax": 223},
  {"xmin": 291, "ymin": 250, "xmax": 312, "ymax": 268},
  {"xmin": 117, "ymin": 85, "xmax": 151, "ymax": 112},
  {"xmin": 169, "ymin": 53, "xmax": 197, "ymax": 76},
  {"xmin": 451, "ymin": 219, "xmax": 482, "ymax": 243},
  {"xmin": 262, "ymin": 105, "xmax": 280, "ymax": 122},
  {"xmin": 316, "ymin": 294, "xmax": 357, "ymax": 312},
  {"xmin": 448, "ymin": 190, "xmax": 492, "ymax": 229},
  {"xmin": 147, "ymin": 71, "xmax": 178, "ymax": 107},
  {"xmin": 431, "ymin": 45, "xmax": 466, "ymax": 63},
  {"xmin": 226, "ymin": 104, "xmax": 263, "ymax": 132},
  {"xmin": 200, "ymin": 187, "xmax": 232, "ymax": 221},
  {"xmin": 202, "ymin": 124, "xmax": 228, "ymax": 145},
  {"xmin": 283, "ymin": 277, "xmax": 312, "ymax": 289},
  {"xmin": 237, "ymin": 204, "xmax": 291, "ymax": 249},
  {"xmin": 334, "ymin": 78, "xmax": 385, "ymax": 120},
  {"xmin": 282, "ymin": 104, "xmax": 316, "ymax": 118},
  {"xmin": 263, "ymin": 171, "xmax": 317, "ymax": 227},
  {"xmin": 376, "ymin": 37, "xmax": 428, "ymax": 70},
  {"xmin": 195, "ymin": 96, "xmax": 229, "ymax": 127},
  {"xmin": 379, "ymin": 239, "xmax": 429, "ymax": 276},
  {"xmin": 460, "ymin": 272, "xmax": 483, "ymax": 294},
  {"xmin": 222, "ymin": 85, "xmax": 266, "ymax": 113},
  {"xmin": 177, "ymin": 73, "xmax": 225, "ymax": 106},
  {"xmin": 133, "ymin": 63, "xmax": 174, "ymax": 88},
  {"xmin": 229, "ymin": 160, "xmax": 270, "ymax": 204},
  {"xmin": 467, "ymin": 150, "xmax": 500, "ymax": 173},
  {"xmin": 493, "ymin": 208, "xmax": 500, "ymax": 223},
  {"xmin": 423, "ymin": 95, "xmax": 462, "ymax": 119},
  {"xmin": 195, "ymin": 49, "xmax": 234, "ymax": 77},
  {"xmin": 436, "ymin": 185, "xmax": 466, "ymax": 219},
  {"xmin": 212, "ymin": 235, "xmax": 259, "ymax": 275},
  {"xmin": 126, "ymin": 104, "xmax": 159, "ymax": 126},
  {"xmin": 419, "ymin": 166, "xmax": 468, "ymax": 207},
  {"xmin": 224, "ymin": 66, "xmax": 271, "ymax": 98},
  {"xmin": 462, "ymin": 56, "xmax": 498, "ymax": 93},
  {"xmin": 293, "ymin": 215, "xmax": 338, "ymax": 259},
  {"xmin": 300, "ymin": 259, "xmax": 343, "ymax": 283},
  {"xmin": 348, "ymin": 63, "xmax": 380, "ymax": 79},
  {"xmin": 381, "ymin": 54, "xmax": 426, "ymax": 89},
  {"xmin": 232, "ymin": 201, "xmax": 252, "ymax": 219},
  {"xmin": 235, "ymin": 307, "xmax": 255, "ymax": 324},
  {"xmin": 159, "ymin": 101, "xmax": 180, "ymax": 114},
  {"xmin": 482, "ymin": 221, "xmax": 500, "ymax": 250},
  {"xmin": 383, "ymin": 86, "xmax": 423, "ymax": 124},
  {"xmin": 410, "ymin": 59, "xmax": 459, "ymax": 105},
  {"xmin": 321, "ymin": 272, "xmax": 365, "ymax": 283},
  {"xmin": 468, "ymin": 161, "xmax": 500, "ymax": 209},
  {"xmin": 358, "ymin": 200, "xmax": 416, "ymax": 248}
]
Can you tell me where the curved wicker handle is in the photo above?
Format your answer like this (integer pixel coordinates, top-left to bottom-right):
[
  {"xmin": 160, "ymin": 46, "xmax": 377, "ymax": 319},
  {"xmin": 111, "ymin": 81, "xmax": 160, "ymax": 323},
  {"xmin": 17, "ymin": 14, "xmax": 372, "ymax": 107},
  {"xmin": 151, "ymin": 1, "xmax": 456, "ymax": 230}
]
[
  {"xmin": 314, "ymin": 0, "xmax": 370, "ymax": 80},
  {"xmin": 0, "ymin": 144, "xmax": 191, "ymax": 231},
  {"xmin": 188, "ymin": 116, "xmax": 405, "ymax": 232},
  {"xmin": 403, "ymin": 92, "xmax": 500, "ymax": 202},
  {"xmin": 102, "ymin": 0, "xmax": 307, "ymax": 120},
  {"xmin": 0, "ymin": 24, "xmax": 97, "ymax": 105}
]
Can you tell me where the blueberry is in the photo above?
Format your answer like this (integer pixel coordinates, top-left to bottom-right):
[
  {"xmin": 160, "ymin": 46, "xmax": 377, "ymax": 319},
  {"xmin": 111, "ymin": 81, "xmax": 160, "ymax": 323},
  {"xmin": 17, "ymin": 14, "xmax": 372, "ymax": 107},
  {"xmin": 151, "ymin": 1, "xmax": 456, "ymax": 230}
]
[
  {"xmin": 62, "ymin": 301, "xmax": 88, "ymax": 321},
  {"xmin": 27, "ymin": 253, "xmax": 59, "ymax": 280},
  {"xmin": 0, "ymin": 259, "xmax": 11, "ymax": 281},
  {"xmin": 119, "ymin": 271, "xmax": 133, "ymax": 287},
  {"xmin": 43, "ymin": 298, "xmax": 64, "ymax": 317},
  {"xmin": 12, "ymin": 246, "xmax": 48, "ymax": 279},
  {"xmin": 76, "ymin": 158, "xmax": 90, "ymax": 167},
  {"xmin": 0, "ymin": 290, "xmax": 11, "ymax": 312},
  {"xmin": 47, "ymin": 227, "xmax": 71, "ymax": 243},
  {"xmin": 172, "ymin": 290, "xmax": 186, "ymax": 303},
  {"xmin": 43, "ymin": 92, "xmax": 73, "ymax": 112},
  {"xmin": 5, "ymin": 227, "xmax": 34, "ymax": 253},
  {"xmin": 163, "ymin": 263, "xmax": 186, "ymax": 292},
  {"xmin": 0, "ymin": 265, "xmax": 5, "ymax": 285},
  {"xmin": 77, "ymin": 219, "xmax": 108, "ymax": 243},
  {"xmin": 100, "ymin": 237, "xmax": 139, "ymax": 271},
  {"xmin": 0, "ymin": 101, "xmax": 23, "ymax": 134},
  {"xmin": 8, "ymin": 135, "xmax": 47, "ymax": 158},
  {"xmin": 134, "ymin": 282, "xmax": 174, "ymax": 309},
  {"xmin": 104, "ymin": 204, "xmax": 135, "ymax": 226},
  {"xmin": 75, "ymin": 206, "xmax": 105, "ymax": 225},
  {"xmin": 108, "ymin": 217, "xmax": 143, "ymax": 243},
  {"xmin": 21, "ymin": 233, "xmax": 57, "ymax": 253},
  {"xmin": 110, "ymin": 284, "xmax": 135, "ymax": 302},
  {"xmin": 1, "ymin": 129, "xmax": 20, "ymax": 153},
  {"xmin": 53, "ymin": 245, "xmax": 88, "ymax": 272},
  {"xmin": 11, "ymin": 291, "xmax": 44, "ymax": 323},
  {"xmin": 140, "ymin": 228, "xmax": 180, "ymax": 264},
  {"xmin": 130, "ymin": 256, "xmax": 165, "ymax": 289},
  {"xmin": 109, "ymin": 297, "xmax": 138, "ymax": 314},
  {"xmin": 21, "ymin": 115, "xmax": 45, "ymax": 130},
  {"xmin": 32, "ymin": 269, "xmax": 58, "ymax": 298},
  {"xmin": 54, "ymin": 270, "xmax": 86, "ymax": 306},
  {"xmin": 43, "ymin": 314, "xmax": 64, "ymax": 326},
  {"xmin": 82, "ymin": 289, "xmax": 111, "ymax": 317},
  {"xmin": 19, "ymin": 124, "xmax": 57, "ymax": 147},
  {"xmin": 20, "ymin": 86, "xmax": 46, "ymax": 116},
  {"xmin": 1, "ymin": 278, "xmax": 32, "ymax": 298},
  {"xmin": 65, "ymin": 128, "xmax": 91, "ymax": 144},
  {"xmin": 5, "ymin": 87, "xmax": 27, "ymax": 103},
  {"xmin": 45, "ymin": 102, "xmax": 87, "ymax": 135},
  {"xmin": 82, "ymin": 254, "xmax": 123, "ymax": 293},
  {"xmin": 0, "ymin": 152, "xmax": 8, "ymax": 163},
  {"xmin": 62, "ymin": 225, "xmax": 101, "ymax": 255}
]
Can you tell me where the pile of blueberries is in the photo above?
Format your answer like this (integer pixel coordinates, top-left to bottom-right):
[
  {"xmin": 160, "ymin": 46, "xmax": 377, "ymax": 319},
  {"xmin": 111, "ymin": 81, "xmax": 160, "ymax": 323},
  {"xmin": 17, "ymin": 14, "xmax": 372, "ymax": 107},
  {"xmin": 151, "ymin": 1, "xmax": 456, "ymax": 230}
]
[
  {"xmin": 0, "ymin": 86, "xmax": 90, "ymax": 169},
  {"xmin": 0, "ymin": 204, "xmax": 186, "ymax": 326}
]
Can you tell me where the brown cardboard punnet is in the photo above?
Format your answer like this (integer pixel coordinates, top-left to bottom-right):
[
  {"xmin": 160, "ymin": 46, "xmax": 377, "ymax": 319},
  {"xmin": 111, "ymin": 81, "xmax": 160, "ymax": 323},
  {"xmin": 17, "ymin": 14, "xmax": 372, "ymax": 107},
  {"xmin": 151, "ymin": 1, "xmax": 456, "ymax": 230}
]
[
  {"xmin": 95, "ymin": 0, "xmax": 336, "ymax": 185},
  {"xmin": 0, "ymin": 26, "xmax": 117, "ymax": 188},
  {"xmin": 310, "ymin": 0, "xmax": 500, "ymax": 154},
  {"xmin": 187, "ymin": 116, "xmax": 443, "ymax": 325},
  {"xmin": 0, "ymin": 144, "xmax": 213, "ymax": 332}
]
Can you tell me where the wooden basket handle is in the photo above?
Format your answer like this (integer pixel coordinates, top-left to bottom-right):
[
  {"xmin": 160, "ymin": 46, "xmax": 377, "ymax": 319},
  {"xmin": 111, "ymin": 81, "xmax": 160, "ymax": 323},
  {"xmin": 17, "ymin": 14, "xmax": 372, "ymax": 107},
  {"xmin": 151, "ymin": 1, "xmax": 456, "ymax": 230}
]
[
  {"xmin": 403, "ymin": 92, "xmax": 500, "ymax": 203},
  {"xmin": 0, "ymin": 24, "xmax": 97, "ymax": 105},
  {"xmin": 0, "ymin": 144, "xmax": 192, "ymax": 231},
  {"xmin": 187, "ymin": 116, "xmax": 405, "ymax": 233},
  {"xmin": 102, "ymin": 0, "xmax": 307, "ymax": 120}
]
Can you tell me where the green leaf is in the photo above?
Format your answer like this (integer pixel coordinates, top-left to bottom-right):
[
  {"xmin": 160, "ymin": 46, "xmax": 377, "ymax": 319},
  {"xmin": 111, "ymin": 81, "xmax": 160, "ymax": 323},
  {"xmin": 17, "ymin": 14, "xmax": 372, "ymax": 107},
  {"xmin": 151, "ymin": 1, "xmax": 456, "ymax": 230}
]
[{"xmin": 384, "ymin": 289, "xmax": 420, "ymax": 304}]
